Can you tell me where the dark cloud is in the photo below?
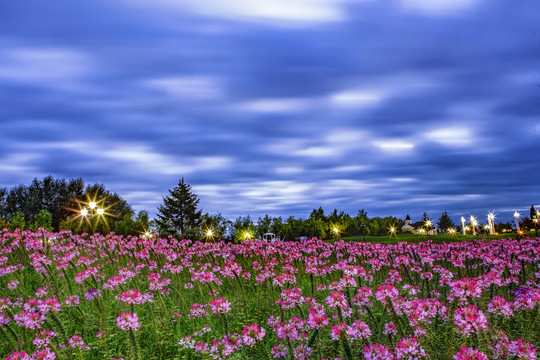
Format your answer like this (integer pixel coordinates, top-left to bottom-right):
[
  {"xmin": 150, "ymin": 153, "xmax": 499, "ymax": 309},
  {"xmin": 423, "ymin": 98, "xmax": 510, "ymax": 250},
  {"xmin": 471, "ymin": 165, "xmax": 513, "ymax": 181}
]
[{"xmin": 0, "ymin": 0, "xmax": 538, "ymax": 223}]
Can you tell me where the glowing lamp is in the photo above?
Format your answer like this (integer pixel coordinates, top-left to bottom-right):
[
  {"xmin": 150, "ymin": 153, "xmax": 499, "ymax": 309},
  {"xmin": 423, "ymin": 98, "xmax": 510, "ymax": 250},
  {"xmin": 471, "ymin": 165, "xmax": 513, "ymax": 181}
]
[
  {"xmin": 96, "ymin": 208, "xmax": 104, "ymax": 215},
  {"xmin": 80, "ymin": 209, "xmax": 88, "ymax": 216},
  {"xmin": 89, "ymin": 201, "xmax": 97, "ymax": 209}
]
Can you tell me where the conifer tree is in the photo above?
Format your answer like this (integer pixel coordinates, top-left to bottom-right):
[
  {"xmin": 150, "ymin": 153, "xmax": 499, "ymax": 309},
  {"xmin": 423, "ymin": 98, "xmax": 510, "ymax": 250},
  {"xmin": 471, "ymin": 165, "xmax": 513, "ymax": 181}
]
[
  {"xmin": 156, "ymin": 177, "xmax": 202, "ymax": 238},
  {"xmin": 437, "ymin": 211, "xmax": 455, "ymax": 232}
]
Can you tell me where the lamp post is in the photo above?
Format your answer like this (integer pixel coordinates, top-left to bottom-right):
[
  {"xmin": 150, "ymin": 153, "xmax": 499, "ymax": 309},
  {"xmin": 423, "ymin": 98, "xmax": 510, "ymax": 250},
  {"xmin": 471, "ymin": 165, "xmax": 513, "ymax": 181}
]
[
  {"xmin": 514, "ymin": 211, "xmax": 520, "ymax": 234},
  {"xmin": 469, "ymin": 216, "xmax": 477, "ymax": 235},
  {"xmin": 461, "ymin": 217, "xmax": 466, "ymax": 235},
  {"xmin": 533, "ymin": 217, "xmax": 538, "ymax": 238},
  {"xmin": 361, "ymin": 223, "xmax": 366, "ymax": 242},
  {"xmin": 80, "ymin": 203, "xmax": 105, "ymax": 234},
  {"xmin": 487, "ymin": 213, "xmax": 495, "ymax": 235}
]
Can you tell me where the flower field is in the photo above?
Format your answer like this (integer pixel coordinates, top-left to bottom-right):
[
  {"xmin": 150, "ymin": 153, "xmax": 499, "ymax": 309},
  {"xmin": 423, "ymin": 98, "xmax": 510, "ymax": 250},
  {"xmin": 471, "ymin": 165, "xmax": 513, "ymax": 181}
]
[{"xmin": 1, "ymin": 229, "xmax": 539, "ymax": 360}]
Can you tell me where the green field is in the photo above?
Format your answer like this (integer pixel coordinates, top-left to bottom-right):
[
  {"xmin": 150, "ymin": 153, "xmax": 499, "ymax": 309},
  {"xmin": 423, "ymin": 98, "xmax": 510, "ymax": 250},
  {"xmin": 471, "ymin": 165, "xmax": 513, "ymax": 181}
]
[{"xmin": 341, "ymin": 231, "xmax": 535, "ymax": 244}]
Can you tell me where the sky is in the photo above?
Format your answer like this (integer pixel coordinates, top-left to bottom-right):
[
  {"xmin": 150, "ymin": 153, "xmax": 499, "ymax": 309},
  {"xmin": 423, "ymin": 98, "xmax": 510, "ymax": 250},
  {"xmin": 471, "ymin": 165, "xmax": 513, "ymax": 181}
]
[{"xmin": 0, "ymin": 0, "xmax": 539, "ymax": 223}]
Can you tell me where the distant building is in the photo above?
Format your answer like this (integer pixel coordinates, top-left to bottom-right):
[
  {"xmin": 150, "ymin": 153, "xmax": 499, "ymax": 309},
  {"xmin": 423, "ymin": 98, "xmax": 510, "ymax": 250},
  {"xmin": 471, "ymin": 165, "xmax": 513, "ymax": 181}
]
[
  {"xmin": 401, "ymin": 214, "xmax": 438, "ymax": 235},
  {"xmin": 402, "ymin": 215, "xmax": 415, "ymax": 232}
]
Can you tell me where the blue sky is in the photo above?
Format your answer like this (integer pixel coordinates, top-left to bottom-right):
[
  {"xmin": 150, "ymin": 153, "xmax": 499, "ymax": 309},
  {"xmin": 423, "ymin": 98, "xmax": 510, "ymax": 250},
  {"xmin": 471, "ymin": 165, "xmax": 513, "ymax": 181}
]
[{"xmin": 0, "ymin": 0, "xmax": 538, "ymax": 222}]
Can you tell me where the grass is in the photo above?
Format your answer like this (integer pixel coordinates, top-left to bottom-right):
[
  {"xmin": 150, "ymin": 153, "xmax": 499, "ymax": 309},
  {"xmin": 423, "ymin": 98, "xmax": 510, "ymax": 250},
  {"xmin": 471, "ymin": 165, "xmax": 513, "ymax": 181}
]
[{"xmin": 340, "ymin": 231, "xmax": 534, "ymax": 244}]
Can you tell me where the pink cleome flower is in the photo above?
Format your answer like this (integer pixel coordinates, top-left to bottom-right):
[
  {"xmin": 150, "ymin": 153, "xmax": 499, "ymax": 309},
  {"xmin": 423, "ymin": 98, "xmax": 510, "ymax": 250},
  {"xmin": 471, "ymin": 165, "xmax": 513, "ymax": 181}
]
[
  {"xmin": 116, "ymin": 312, "xmax": 141, "ymax": 331},
  {"xmin": 453, "ymin": 305, "xmax": 488, "ymax": 336},
  {"xmin": 241, "ymin": 323, "xmax": 266, "ymax": 347},
  {"xmin": 453, "ymin": 347, "xmax": 489, "ymax": 360},
  {"xmin": 363, "ymin": 344, "xmax": 396, "ymax": 360},
  {"xmin": 395, "ymin": 337, "xmax": 427, "ymax": 359}
]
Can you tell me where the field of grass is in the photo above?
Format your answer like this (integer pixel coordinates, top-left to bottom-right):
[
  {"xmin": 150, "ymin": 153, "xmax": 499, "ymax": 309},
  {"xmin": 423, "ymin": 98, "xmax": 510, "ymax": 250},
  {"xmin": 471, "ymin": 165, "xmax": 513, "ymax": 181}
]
[{"xmin": 341, "ymin": 231, "xmax": 533, "ymax": 244}]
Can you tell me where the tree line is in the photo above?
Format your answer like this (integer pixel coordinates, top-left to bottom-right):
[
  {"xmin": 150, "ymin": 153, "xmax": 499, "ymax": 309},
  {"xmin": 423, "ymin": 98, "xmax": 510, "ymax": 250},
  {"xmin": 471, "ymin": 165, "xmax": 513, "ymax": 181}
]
[{"xmin": 0, "ymin": 176, "xmax": 534, "ymax": 240}]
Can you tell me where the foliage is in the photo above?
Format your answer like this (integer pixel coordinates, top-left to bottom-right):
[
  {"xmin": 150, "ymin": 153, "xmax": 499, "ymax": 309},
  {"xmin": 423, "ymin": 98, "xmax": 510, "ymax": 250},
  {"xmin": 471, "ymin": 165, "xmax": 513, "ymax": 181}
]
[
  {"xmin": 437, "ymin": 211, "xmax": 456, "ymax": 232},
  {"xmin": 156, "ymin": 177, "xmax": 202, "ymax": 239},
  {"xmin": 0, "ymin": 176, "xmax": 133, "ymax": 233},
  {"xmin": 7, "ymin": 210, "xmax": 26, "ymax": 231},
  {"xmin": 199, "ymin": 213, "xmax": 233, "ymax": 241},
  {"xmin": 31, "ymin": 209, "xmax": 53, "ymax": 231}
]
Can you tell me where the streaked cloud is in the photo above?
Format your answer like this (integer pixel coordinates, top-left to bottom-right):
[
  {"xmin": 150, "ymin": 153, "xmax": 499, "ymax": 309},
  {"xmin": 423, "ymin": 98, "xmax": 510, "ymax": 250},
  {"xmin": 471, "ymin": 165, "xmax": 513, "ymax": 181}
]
[
  {"xmin": 144, "ymin": 76, "xmax": 223, "ymax": 100},
  {"xmin": 0, "ymin": 0, "xmax": 537, "ymax": 223},
  {"xmin": 399, "ymin": 0, "xmax": 482, "ymax": 15}
]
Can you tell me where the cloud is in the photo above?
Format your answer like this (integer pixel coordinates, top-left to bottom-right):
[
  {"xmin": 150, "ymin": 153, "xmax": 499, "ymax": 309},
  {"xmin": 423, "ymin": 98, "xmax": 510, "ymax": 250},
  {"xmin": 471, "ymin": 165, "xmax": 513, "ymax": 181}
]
[
  {"xmin": 144, "ymin": 76, "xmax": 223, "ymax": 100},
  {"xmin": 372, "ymin": 139, "xmax": 416, "ymax": 151},
  {"xmin": 329, "ymin": 89, "xmax": 384, "ymax": 108},
  {"xmin": 234, "ymin": 98, "xmax": 315, "ymax": 113},
  {"xmin": 399, "ymin": 0, "xmax": 482, "ymax": 15},
  {"xmin": 0, "ymin": 47, "xmax": 93, "ymax": 89},
  {"xmin": 0, "ymin": 0, "xmax": 538, "ymax": 222},
  {"xmin": 126, "ymin": 0, "xmax": 360, "ymax": 25},
  {"xmin": 424, "ymin": 127, "xmax": 474, "ymax": 147}
]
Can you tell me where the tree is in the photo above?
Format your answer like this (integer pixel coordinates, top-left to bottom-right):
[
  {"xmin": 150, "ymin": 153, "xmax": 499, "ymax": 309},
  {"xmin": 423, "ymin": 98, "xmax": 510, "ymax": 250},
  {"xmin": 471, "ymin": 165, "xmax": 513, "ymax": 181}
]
[
  {"xmin": 7, "ymin": 211, "xmax": 26, "ymax": 231},
  {"xmin": 437, "ymin": 211, "xmax": 455, "ymax": 232},
  {"xmin": 232, "ymin": 215, "xmax": 255, "ymax": 242},
  {"xmin": 156, "ymin": 177, "xmax": 202, "ymax": 238},
  {"xmin": 32, "ymin": 209, "xmax": 53, "ymax": 231},
  {"xmin": 200, "ymin": 213, "xmax": 232, "ymax": 242}
]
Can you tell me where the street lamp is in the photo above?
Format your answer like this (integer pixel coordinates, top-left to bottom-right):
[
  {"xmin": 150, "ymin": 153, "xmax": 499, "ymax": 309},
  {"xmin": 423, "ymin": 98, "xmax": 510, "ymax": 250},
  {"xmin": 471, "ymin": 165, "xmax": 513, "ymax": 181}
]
[
  {"xmin": 469, "ymin": 216, "xmax": 477, "ymax": 235},
  {"xmin": 514, "ymin": 211, "xmax": 521, "ymax": 233},
  {"xmin": 79, "ymin": 199, "xmax": 106, "ymax": 234}
]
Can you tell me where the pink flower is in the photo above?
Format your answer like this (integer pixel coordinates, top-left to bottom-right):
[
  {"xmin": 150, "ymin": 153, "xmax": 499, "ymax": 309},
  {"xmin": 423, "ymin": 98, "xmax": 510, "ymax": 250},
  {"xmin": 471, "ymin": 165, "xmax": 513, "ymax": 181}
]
[
  {"xmin": 271, "ymin": 344, "xmax": 288, "ymax": 358},
  {"xmin": 375, "ymin": 285, "xmax": 399, "ymax": 305},
  {"xmin": 32, "ymin": 347, "xmax": 56, "ymax": 360},
  {"xmin": 352, "ymin": 287, "xmax": 374, "ymax": 308},
  {"xmin": 383, "ymin": 322, "xmax": 398, "ymax": 336},
  {"xmin": 14, "ymin": 310, "xmax": 45, "ymax": 330},
  {"xmin": 115, "ymin": 289, "xmax": 153, "ymax": 305},
  {"xmin": 65, "ymin": 295, "xmax": 80, "ymax": 307},
  {"xmin": 33, "ymin": 330, "xmax": 57, "ymax": 348},
  {"xmin": 306, "ymin": 305, "xmax": 329, "ymax": 329},
  {"xmin": 276, "ymin": 287, "xmax": 304, "ymax": 309},
  {"xmin": 487, "ymin": 297, "xmax": 514, "ymax": 318},
  {"xmin": 346, "ymin": 320, "xmax": 371, "ymax": 341},
  {"xmin": 395, "ymin": 337, "xmax": 427, "ymax": 359},
  {"xmin": 188, "ymin": 303, "xmax": 209, "ymax": 319},
  {"xmin": 68, "ymin": 335, "xmax": 90, "ymax": 350},
  {"xmin": 0, "ymin": 313, "xmax": 12, "ymax": 326},
  {"xmin": 292, "ymin": 344, "xmax": 312, "ymax": 360},
  {"xmin": 116, "ymin": 312, "xmax": 141, "ymax": 331},
  {"xmin": 38, "ymin": 298, "xmax": 62, "ymax": 314},
  {"xmin": 453, "ymin": 305, "xmax": 488, "ymax": 336},
  {"xmin": 241, "ymin": 323, "xmax": 266, "ymax": 347},
  {"xmin": 208, "ymin": 298, "xmax": 231, "ymax": 314},
  {"xmin": 363, "ymin": 344, "xmax": 396, "ymax": 360},
  {"xmin": 453, "ymin": 347, "xmax": 488, "ymax": 360},
  {"xmin": 508, "ymin": 339, "xmax": 536, "ymax": 360},
  {"xmin": 3, "ymin": 351, "xmax": 33, "ymax": 360},
  {"xmin": 7, "ymin": 280, "xmax": 19, "ymax": 290},
  {"xmin": 326, "ymin": 291, "xmax": 349, "ymax": 310}
]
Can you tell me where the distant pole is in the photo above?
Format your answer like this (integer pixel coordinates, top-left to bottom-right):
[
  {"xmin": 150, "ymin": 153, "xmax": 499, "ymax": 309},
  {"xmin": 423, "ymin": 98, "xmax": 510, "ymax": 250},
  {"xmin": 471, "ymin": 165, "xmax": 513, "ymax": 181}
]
[{"xmin": 461, "ymin": 217, "xmax": 466, "ymax": 235}]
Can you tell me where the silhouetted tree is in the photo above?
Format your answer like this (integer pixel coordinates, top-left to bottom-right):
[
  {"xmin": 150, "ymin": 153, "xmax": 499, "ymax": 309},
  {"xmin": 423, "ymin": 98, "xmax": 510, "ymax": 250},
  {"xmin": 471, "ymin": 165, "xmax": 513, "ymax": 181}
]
[
  {"xmin": 437, "ymin": 211, "xmax": 455, "ymax": 232},
  {"xmin": 156, "ymin": 177, "xmax": 202, "ymax": 239}
]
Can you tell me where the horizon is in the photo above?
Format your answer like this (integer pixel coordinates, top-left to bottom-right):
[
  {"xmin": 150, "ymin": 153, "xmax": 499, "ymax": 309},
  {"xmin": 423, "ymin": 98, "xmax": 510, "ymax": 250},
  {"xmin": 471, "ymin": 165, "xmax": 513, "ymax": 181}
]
[{"xmin": 0, "ymin": 1, "xmax": 538, "ymax": 222}]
